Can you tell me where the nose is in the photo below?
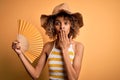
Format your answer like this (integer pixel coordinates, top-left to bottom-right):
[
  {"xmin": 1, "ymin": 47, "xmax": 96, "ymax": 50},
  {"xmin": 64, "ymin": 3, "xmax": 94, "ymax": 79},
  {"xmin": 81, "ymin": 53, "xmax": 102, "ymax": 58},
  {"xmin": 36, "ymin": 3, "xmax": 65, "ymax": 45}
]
[{"xmin": 60, "ymin": 23, "xmax": 65, "ymax": 30}]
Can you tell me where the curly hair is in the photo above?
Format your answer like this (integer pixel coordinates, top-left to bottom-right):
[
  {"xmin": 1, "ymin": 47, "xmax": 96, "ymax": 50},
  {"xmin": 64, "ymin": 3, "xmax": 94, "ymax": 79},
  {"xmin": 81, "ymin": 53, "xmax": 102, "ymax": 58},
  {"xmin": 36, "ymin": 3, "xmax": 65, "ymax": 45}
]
[{"xmin": 41, "ymin": 10, "xmax": 84, "ymax": 39}]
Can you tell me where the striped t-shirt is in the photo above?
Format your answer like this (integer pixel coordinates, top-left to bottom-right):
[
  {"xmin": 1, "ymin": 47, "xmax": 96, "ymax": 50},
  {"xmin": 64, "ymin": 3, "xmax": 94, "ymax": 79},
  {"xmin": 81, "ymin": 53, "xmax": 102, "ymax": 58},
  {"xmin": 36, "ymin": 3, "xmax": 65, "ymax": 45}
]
[{"xmin": 48, "ymin": 42, "xmax": 75, "ymax": 80}]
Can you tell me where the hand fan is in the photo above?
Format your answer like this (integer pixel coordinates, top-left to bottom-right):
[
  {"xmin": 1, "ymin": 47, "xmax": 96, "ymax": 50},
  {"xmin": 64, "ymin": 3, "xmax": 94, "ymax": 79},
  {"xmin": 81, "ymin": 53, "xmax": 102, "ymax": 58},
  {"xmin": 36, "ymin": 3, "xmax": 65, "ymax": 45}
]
[{"xmin": 17, "ymin": 19, "xmax": 43, "ymax": 63}]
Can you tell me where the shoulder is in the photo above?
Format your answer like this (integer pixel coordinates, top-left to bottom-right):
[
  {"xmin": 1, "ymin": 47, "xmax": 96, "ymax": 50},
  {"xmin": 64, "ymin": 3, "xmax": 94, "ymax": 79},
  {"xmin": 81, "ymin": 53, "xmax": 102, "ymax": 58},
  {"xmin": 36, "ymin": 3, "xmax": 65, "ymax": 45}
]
[
  {"xmin": 43, "ymin": 41, "xmax": 54, "ymax": 48},
  {"xmin": 42, "ymin": 41, "xmax": 54, "ymax": 55},
  {"xmin": 75, "ymin": 41, "xmax": 84, "ymax": 49},
  {"xmin": 74, "ymin": 41, "xmax": 84, "ymax": 55}
]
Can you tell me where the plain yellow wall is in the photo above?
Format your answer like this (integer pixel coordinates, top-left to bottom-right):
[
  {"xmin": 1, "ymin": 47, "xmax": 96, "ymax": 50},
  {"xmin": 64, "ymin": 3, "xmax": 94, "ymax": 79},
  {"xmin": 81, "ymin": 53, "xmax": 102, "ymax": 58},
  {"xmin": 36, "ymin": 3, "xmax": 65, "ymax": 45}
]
[{"xmin": 0, "ymin": 0, "xmax": 120, "ymax": 80}]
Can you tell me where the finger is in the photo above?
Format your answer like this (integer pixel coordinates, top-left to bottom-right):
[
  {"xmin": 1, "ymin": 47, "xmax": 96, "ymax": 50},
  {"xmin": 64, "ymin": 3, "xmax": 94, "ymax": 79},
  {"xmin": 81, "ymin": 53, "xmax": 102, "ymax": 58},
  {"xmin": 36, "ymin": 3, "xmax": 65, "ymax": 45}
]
[
  {"xmin": 12, "ymin": 43, "xmax": 16, "ymax": 49},
  {"xmin": 12, "ymin": 41, "xmax": 20, "ymax": 49},
  {"xmin": 63, "ymin": 30, "xmax": 66, "ymax": 41},
  {"xmin": 58, "ymin": 31, "xmax": 61, "ymax": 41},
  {"xmin": 65, "ymin": 31, "xmax": 68, "ymax": 41},
  {"xmin": 64, "ymin": 31, "xmax": 68, "ymax": 39},
  {"xmin": 60, "ymin": 30, "xmax": 63, "ymax": 41},
  {"xmin": 12, "ymin": 41, "xmax": 20, "ymax": 47},
  {"xmin": 62, "ymin": 30, "xmax": 65, "ymax": 40},
  {"xmin": 69, "ymin": 36, "xmax": 73, "ymax": 43},
  {"xmin": 12, "ymin": 42, "xmax": 17, "ymax": 49},
  {"xmin": 16, "ymin": 43, "xmax": 21, "ymax": 49},
  {"xmin": 12, "ymin": 43, "xmax": 15, "ymax": 49},
  {"xmin": 12, "ymin": 41, "xmax": 19, "ymax": 46},
  {"xmin": 14, "ymin": 40, "xmax": 20, "ymax": 43}
]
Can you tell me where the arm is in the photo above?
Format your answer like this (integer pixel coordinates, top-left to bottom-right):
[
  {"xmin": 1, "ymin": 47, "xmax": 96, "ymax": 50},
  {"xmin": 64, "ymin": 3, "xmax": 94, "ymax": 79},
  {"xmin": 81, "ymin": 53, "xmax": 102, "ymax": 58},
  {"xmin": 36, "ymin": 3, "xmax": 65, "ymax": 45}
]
[
  {"xmin": 58, "ymin": 30, "xmax": 84, "ymax": 80},
  {"xmin": 62, "ymin": 42, "xmax": 84, "ymax": 80},
  {"xmin": 12, "ymin": 41, "xmax": 48, "ymax": 80}
]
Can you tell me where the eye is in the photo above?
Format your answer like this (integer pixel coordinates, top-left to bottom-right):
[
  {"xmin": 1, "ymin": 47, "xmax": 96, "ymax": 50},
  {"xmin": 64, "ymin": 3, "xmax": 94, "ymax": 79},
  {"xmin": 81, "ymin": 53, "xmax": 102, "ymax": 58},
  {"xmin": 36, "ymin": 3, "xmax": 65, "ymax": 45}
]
[
  {"xmin": 64, "ymin": 21, "xmax": 69, "ymax": 25},
  {"xmin": 54, "ymin": 21, "xmax": 61, "ymax": 26}
]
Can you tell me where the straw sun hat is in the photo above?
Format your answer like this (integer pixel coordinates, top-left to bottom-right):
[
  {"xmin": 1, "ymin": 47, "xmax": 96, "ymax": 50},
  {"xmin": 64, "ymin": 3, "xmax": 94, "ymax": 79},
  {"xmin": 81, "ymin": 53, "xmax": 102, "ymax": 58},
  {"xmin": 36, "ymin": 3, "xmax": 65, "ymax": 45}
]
[
  {"xmin": 40, "ymin": 3, "xmax": 83, "ymax": 38},
  {"xmin": 41, "ymin": 3, "xmax": 83, "ymax": 27}
]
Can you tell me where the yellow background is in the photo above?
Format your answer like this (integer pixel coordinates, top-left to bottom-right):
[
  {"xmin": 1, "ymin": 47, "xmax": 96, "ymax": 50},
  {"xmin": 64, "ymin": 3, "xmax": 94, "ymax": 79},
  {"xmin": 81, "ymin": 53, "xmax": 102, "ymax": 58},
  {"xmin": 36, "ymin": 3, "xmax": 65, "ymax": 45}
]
[{"xmin": 0, "ymin": 0, "xmax": 120, "ymax": 80}]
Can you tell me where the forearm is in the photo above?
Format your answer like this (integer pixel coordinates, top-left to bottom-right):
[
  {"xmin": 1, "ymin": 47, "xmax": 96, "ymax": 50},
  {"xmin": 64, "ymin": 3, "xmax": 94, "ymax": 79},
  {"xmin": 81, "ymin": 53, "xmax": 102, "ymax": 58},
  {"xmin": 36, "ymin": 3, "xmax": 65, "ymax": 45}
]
[
  {"xmin": 62, "ymin": 49, "xmax": 78, "ymax": 80},
  {"xmin": 18, "ymin": 53, "xmax": 38, "ymax": 79}
]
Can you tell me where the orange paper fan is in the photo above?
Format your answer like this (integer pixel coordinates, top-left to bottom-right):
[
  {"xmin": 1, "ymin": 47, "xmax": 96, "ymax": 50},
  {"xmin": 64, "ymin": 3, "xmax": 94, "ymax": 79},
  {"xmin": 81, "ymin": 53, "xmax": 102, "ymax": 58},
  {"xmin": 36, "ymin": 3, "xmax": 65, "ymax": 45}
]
[{"xmin": 17, "ymin": 19, "xmax": 43, "ymax": 63}]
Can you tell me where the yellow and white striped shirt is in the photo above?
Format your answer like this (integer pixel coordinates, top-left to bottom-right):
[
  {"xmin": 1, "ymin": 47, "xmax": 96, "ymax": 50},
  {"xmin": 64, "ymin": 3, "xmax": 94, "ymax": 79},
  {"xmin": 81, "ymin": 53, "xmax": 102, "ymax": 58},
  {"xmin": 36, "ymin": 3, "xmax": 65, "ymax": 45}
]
[{"xmin": 48, "ymin": 43, "xmax": 75, "ymax": 80}]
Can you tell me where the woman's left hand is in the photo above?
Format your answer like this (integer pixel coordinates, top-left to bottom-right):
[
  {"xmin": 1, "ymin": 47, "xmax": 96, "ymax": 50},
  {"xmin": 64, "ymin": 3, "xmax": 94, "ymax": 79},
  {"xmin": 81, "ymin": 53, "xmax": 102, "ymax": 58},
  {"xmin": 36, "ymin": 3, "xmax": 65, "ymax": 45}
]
[{"xmin": 58, "ymin": 30, "xmax": 72, "ymax": 51}]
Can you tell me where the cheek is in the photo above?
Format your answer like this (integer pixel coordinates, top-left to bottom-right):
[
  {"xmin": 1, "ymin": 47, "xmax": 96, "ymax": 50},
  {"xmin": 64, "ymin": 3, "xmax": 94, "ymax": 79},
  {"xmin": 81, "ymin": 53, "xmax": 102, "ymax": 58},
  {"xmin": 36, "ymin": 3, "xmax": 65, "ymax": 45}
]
[
  {"xmin": 54, "ymin": 26, "xmax": 60, "ymax": 33},
  {"xmin": 65, "ymin": 25, "xmax": 71, "ymax": 33}
]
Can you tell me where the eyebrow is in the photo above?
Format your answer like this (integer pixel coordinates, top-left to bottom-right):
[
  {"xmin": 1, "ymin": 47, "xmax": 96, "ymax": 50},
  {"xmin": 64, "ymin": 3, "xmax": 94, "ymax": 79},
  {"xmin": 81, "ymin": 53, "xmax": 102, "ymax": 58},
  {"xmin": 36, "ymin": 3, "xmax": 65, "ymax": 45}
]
[
  {"xmin": 64, "ymin": 17, "xmax": 70, "ymax": 21},
  {"xmin": 54, "ymin": 20, "xmax": 60, "ymax": 22}
]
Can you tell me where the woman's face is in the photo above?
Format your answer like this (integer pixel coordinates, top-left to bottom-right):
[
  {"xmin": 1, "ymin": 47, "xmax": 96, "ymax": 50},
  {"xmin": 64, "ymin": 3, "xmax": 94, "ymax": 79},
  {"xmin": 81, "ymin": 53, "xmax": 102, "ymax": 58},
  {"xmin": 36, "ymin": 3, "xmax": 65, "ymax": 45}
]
[{"xmin": 54, "ymin": 16, "xmax": 71, "ymax": 36}]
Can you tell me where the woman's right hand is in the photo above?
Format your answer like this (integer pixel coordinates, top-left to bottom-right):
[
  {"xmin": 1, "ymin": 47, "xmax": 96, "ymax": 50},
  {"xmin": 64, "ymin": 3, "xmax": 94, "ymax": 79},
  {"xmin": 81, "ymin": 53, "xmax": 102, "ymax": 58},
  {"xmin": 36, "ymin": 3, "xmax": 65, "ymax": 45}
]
[{"xmin": 12, "ymin": 40, "xmax": 23, "ymax": 56}]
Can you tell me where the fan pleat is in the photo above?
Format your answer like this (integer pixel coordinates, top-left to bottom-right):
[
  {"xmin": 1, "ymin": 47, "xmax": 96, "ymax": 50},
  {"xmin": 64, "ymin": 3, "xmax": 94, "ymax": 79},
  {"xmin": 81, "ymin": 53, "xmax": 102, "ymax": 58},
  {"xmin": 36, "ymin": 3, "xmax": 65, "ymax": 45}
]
[
  {"xmin": 19, "ymin": 20, "xmax": 26, "ymax": 34},
  {"xmin": 27, "ymin": 51, "xmax": 39, "ymax": 58},
  {"xmin": 17, "ymin": 19, "xmax": 43, "ymax": 63},
  {"xmin": 24, "ymin": 52, "xmax": 35, "ymax": 62}
]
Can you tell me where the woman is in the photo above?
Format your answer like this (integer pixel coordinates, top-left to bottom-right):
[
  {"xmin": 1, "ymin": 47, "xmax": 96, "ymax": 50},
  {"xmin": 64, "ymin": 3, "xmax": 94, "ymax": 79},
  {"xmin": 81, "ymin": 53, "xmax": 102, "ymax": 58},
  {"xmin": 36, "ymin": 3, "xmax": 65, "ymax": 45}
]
[{"xmin": 12, "ymin": 3, "xmax": 84, "ymax": 80}]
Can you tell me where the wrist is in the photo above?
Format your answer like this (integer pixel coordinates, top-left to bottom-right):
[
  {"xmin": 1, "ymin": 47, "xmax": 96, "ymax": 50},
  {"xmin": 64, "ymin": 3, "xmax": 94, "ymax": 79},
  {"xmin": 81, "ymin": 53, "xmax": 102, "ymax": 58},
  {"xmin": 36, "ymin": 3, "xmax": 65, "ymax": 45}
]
[
  {"xmin": 61, "ymin": 46, "xmax": 69, "ymax": 51},
  {"xmin": 18, "ymin": 51, "xmax": 24, "ymax": 57},
  {"xmin": 61, "ymin": 48, "xmax": 68, "ymax": 54},
  {"xmin": 18, "ymin": 53, "xmax": 22, "ymax": 57}
]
